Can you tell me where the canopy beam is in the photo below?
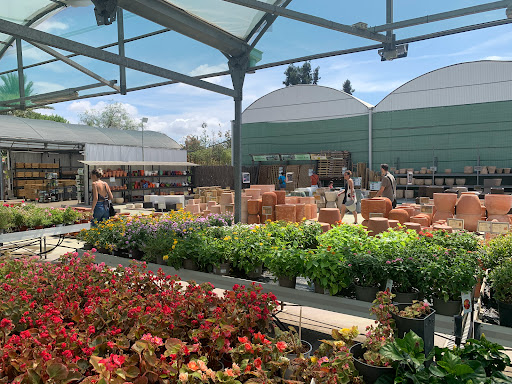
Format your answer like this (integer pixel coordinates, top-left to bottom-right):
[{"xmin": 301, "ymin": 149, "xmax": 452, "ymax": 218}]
[
  {"xmin": 221, "ymin": 0, "xmax": 388, "ymax": 42},
  {"xmin": 117, "ymin": 0, "xmax": 251, "ymax": 57},
  {"xmin": 0, "ymin": 18, "xmax": 236, "ymax": 98}
]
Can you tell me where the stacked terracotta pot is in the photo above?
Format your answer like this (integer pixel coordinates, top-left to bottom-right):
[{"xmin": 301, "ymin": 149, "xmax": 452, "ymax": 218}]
[
  {"xmin": 360, "ymin": 197, "xmax": 392, "ymax": 227},
  {"xmin": 455, "ymin": 192, "xmax": 482, "ymax": 231},
  {"xmin": 485, "ymin": 195, "xmax": 512, "ymax": 223},
  {"xmin": 433, "ymin": 193, "xmax": 457, "ymax": 222},
  {"xmin": 261, "ymin": 192, "xmax": 277, "ymax": 222}
]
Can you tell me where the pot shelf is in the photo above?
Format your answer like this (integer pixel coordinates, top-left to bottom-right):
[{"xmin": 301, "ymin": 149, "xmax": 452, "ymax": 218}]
[{"xmin": 395, "ymin": 173, "xmax": 512, "ymax": 177}]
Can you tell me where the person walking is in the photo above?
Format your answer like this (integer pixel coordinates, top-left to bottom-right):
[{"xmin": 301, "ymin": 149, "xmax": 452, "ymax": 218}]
[
  {"xmin": 278, "ymin": 172, "xmax": 286, "ymax": 190},
  {"xmin": 90, "ymin": 168, "xmax": 114, "ymax": 226},
  {"xmin": 337, "ymin": 170, "xmax": 358, "ymax": 224},
  {"xmin": 375, "ymin": 163, "xmax": 397, "ymax": 208}
]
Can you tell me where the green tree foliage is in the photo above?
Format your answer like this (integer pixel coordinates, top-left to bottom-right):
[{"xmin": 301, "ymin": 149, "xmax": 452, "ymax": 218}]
[
  {"xmin": 12, "ymin": 110, "xmax": 69, "ymax": 123},
  {"xmin": 79, "ymin": 102, "xmax": 139, "ymax": 130},
  {"xmin": 182, "ymin": 123, "xmax": 231, "ymax": 165},
  {"xmin": 283, "ymin": 61, "xmax": 320, "ymax": 86},
  {"xmin": 0, "ymin": 73, "xmax": 34, "ymax": 100},
  {"xmin": 342, "ymin": 79, "xmax": 355, "ymax": 95}
]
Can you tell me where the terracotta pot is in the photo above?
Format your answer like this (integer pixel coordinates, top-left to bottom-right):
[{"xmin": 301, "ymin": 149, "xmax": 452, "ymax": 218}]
[
  {"xmin": 219, "ymin": 193, "xmax": 234, "ymax": 205},
  {"xmin": 388, "ymin": 219, "xmax": 399, "ymax": 228},
  {"xmin": 202, "ymin": 210, "xmax": 211, "ymax": 218},
  {"xmin": 295, "ymin": 203, "xmax": 306, "ymax": 222},
  {"xmin": 400, "ymin": 205, "xmax": 415, "ymax": 218},
  {"xmin": 247, "ymin": 214, "xmax": 260, "ymax": 224},
  {"xmin": 404, "ymin": 222, "xmax": 421, "ymax": 232},
  {"xmin": 410, "ymin": 215, "xmax": 429, "ymax": 227},
  {"xmin": 368, "ymin": 217, "xmax": 389, "ymax": 235},
  {"xmin": 274, "ymin": 190, "xmax": 286, "ymax": 205},
  {"xmin": 432, "ymin": 224, "xmax": 453, "ymax": 233},
  {"xmin": 207, "ymin": 201, "xmax": 217, "ymax": 208},
  {"xmin": 199, "ymin": 203, "xmax": 207, "ymax": 211},
  {"xmin": 487, "ymin": 214, "xmax": 511, "ymax": 223},
  {"xmin": 318, "ymin": 208, "xmax": 341, "ymax": 225},
  {"xmin": 210, "ymin": 205, "xmax": 221, "ymax": 214},
  {"xmin": 185, "ymin": 204, "xmax": 200, "ymax": 214},
  {"xmin": 455, "ymin": 213, "xmax": 481, "ymax": 231},
  {"xmin": 245, "ymin": 189, "xmax": 261, "ymax": 199},
  {"xmin": 484, "ymin": 195, "xmax": 512, "ymax": 216},
  {"xmin": 388, "ymin": 209, "xmax": 409, "ymax": 224},
  {"xmin": 275, "ymin": 204, "xmax": 296, "ymax": 222},
  {"xmin": 250, "ymin": 185, "xmax": 275, "ymax": 193},
  {"xmin": 433, "ymin": 193, "xmax": 457, "ymax": 213},
  {"xmin": 319, "ymin": 222, "xmax": 331, "ymax": 232},
  {"xmin": 456, "ymin": 193, "xmax": 481, "ymax": 215},
  {"xmin": 298, "ymin": 196, "xmax": 315, "ymax": 204},
  {"xmin": 261, "ymin": 192, "xmax": 277, "ymax": 221},
  {"xmin": 247, "ymin": 200, "xmax": 260, "ymax": 215},
  {"xmin": 416, "ymin": 213, "xmax": 432, "ymax": 226},
  {"xmin": 361, "ymin": 198, "xmax": 392, "ymax": 220},
  {"xmin": 285, "ymin": 196, "xmax": 299, "ymax": 204},
  {"xmin": 433, "ymin": 211, "xmax": 453, "ymax": 222}
]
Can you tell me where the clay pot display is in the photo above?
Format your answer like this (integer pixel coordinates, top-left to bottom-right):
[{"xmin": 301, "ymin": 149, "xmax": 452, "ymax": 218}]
[
  {"xmin": 455, "ymin": 214, "xmax": 481, "ymax": 231},
  {"xmin": 219, "ymin": 193, "xmax": 234, "ymax": 206},
  {"xmin": 261, "ymin": 192, "xmax": 278, "ymax": 221},
  {"xmin": 484, "ymin": 195, "xmax": 512, "ymax": 216},
  {"xmin": 247, "ymin": 214, "xmax": 260, "ymax": 224},
  {"xmin": 445, "ymin": 178, "xmax": 455, "ymax": 186},
  {"xmin": 433, "ymin": 211, "xmax": 454, "ymax": 222},
  {"xmin": 199, "ymin": 203, "xmax": 207, "ymax": 211},
  {"xmin": 275, "ymin": 204, "xmax": 296, "ymax": 222},
  {"xmin": 318, "ymin": 208, "xmax": 342, "ymax": 225},
  {"xmin": 433, "ymin": 224, "xmax": 453, "ymax": 233},
  {"xmin": 398, "ymin": 205, "xmax": 415, "ymax": 218},
  {"xmin": 207, "ymin": 201, "xmax": 217, "ymax": 208},
  {"xmin": 324, "ymin": 192, "xmax": 338, "ymax": 202},
  {"xmin": 404, "ymin": 222, "xmax": 421, "ymax": 232},
  {"xmin": 456, "ymin": 179, "xmax": 466, "ymax": 185},
  {"xmin": 368, "ymin": 218, "xmax": 390, "ymax": 235},
  {"xmin": 299, "ymin": 196, "xmax": 315, "ymax": 205},
  {"xmin": 488, "ymin": 166, "xmax": 497, "ymax": 174},
  {"xmin": 202, "ymin": 210, "xmax": 211, "ymax": 218},
  {"xmin": 274, "ymin": 190, "xmax": 286, "ymax": 205},
  {"xmin": 487, "ymin": 215, "xmax": 511, "ymax": 223},
  {"xmin": 388, "ymin": 209, "xmax": 410, "ymax": 224},
  {"xmin": 241, "ymin": 195, "xmax": 251, "ymax": 223},
  {"xmin": 464, "ymin": 166, "xmax": 474, "ymax": 174},
  {"xmin": 388, "ymin": 219, "xmax": 399, "ymax": 228},
  {"xmin": 185, "ymin": 204, "xmax": 200, "ymax": 214},
  {"xmin": 210, "ymin": 205, "xmax": 221, "ymax": 214},
  {"xmin": 456, "ymin": 193, "xmax": 481, "ymax": 215},
  {"xmin": 308, "ymin": 204, "xmax": 318, "ymax": 220},
  {"xmin": 250, "ymin": 185, "xmax": 275, "ymax": 193},
  {"xmin": 245, "ymin": 189, "xmax": 261, "ymax": 199},
  {"xmin": 361, "ymin": 198, "xmax": 392, "ymax": 220},
  {"xmin": 319, "ymin": 222, "xmax": 331, "ymax": 232},
  {"xmin": 247, "ymin": 200, "xmax": 261, "ymax": 215},
  {"xmin": 434, "ymin": 193, "xmax": 457, "ymax": 213},
  {"xmin": 285, "ymin": 196, "xmax": 299, "ymax": 204},
  {"xmin": 410, "ymin": 215, "xmax": 429, "ymax": 227},
  {"xmin": 295, "ymin": 204, "xmax": 306, "ymax": 222}
]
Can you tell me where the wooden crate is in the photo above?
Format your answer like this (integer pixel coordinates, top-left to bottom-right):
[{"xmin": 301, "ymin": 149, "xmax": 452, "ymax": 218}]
[{"xmin": 15, "ymin": 162, "xmax": 25, "ymax": 169}]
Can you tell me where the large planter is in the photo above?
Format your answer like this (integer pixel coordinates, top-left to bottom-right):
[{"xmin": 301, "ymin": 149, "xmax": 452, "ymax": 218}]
[
  {"xmin": 350, "ymin": 343, "xmax": 395, "ymax": 384},
  {"xmin": 485, "ymin": 195, "xmax": 512, "ymax": 216},
  {"xmin": 456, "ymin": 193, "xmax": 481, "ymax": 215},
  {"xmin": 354, "ymin": 285, "xmax": 379, "ymax": 303},
  {"xmin": 361, "ymin": 198, "xmax": 392, "ymax": 220},
  {"xmin": 213, "ymin": 262, "xmax": 231, "ymax": 276},
  {"xmin": 434, "ymin": 193, "xmax": 457, "ymax": 213},
  {"xmin": 388, "ymin": 209, "xmax": 410, "ymax": 224},
  {"xmin": 247, "ymin": 264, "xmax": 263, "ymax": 279},
  {"xmin": 433, "ymin": 297, "xmax": 461, "ymax": 316},
  {"xmin": 278, "ymin": 276, "xmax": 297, "ymax": 289},
  {"xmin": 314, "ymin": 279, "xmax": 325, "ymax": 294},
  {"xmin": 393, "ymin": 291, "xmax": 419, "ymax": 303},
  {"xmin": 183, "ymin": 259, "xmax": 198, "ymax": 271},
  {"xmin": 392, "ymin": 304, "xmax": 436, "ymax": 356},
  {"xmin": 498, "ymin": 301, "xmax": 512, "ymax": 327}
]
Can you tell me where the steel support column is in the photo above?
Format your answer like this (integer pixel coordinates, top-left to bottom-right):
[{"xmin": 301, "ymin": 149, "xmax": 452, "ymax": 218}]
[
  {"xmin": 386, "ymin": 0, "xmax": 393, "ymax": 40},
  {"xmin": 16, "ymin": 38, "xmax": 25, "ymax": 110},
  {"xmin": 229, "ymin": 56, "xmax": 248, "ymax": 223},
  {"xmin": 368, "ymin": 107, "xmax": 373, "ymax": 171},
  {"xmin": 0, "ymin": 151, "xmax": 4, "ymax": 201},
  {"xmin": 117, "ymin": 7, "xmax": 127, "ymax": 95}
]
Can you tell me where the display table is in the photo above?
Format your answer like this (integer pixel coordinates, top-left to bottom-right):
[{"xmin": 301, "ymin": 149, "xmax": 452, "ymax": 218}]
[{"xmin": 147, "ymin": 195, "xmax": 186, "ymax": 207}]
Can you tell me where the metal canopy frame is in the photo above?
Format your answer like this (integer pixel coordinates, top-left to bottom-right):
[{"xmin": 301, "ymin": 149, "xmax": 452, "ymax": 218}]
[{"xmin": 0, "ymin": 1, "xmax": 511, "ymax": 219}]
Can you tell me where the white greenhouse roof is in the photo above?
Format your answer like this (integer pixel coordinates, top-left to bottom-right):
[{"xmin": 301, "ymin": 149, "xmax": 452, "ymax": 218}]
[
  {"xmin": 80, "ymin": 161, "xmax": 197, "ymax": 167},
  {"xmin": 0, "ymin": 115, "xmax": 180, "ymax": 149}
]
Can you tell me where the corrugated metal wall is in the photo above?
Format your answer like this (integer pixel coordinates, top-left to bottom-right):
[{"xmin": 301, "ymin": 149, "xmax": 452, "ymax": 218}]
[
  {"xmin": 242, "ymin": 115, "xmax": 369, "ymax": 165},
  {"xmin": 372, "ymin": 100, "xmax": 512, "ymax": 171}
]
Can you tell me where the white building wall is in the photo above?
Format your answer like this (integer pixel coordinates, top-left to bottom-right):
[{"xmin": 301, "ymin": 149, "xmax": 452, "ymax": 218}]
[
  {"xmin": 375, "ymin": 61, "xmax": 512, "ymax": 112},
  {"xmin": 242, "ymin": 84, "xmax": 372, "ymax": 124}
]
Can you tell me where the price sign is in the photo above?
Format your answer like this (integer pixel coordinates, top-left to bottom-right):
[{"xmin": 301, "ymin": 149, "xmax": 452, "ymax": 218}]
[
  {"xmin": 286, "ymin": 172, "xmax": 294, "ymax": 183},
  {"xmin": 474, "ymin": 166, "xmax": 483, "ymax": 172},
  {"xmin": 369, "ymin": 181, "xmax": 382, "ymax": 191},
  {"xmin": 420, "ymin": 205, "xmax": 434, "ymax": 214},
  {"xmin": 407, "ymin": 171, "xmax": 414, "ymax": 185},
  {"xmin": 369, "ymin": 212, "xmax": 384, "ymax": 218},
  {"xmin": 447, "ymin": 218, "xmax": 464, "ymax": 230},
  {"xmin": 419, "ymin": 197, "xmax": 430, "ymax": 205},
  {"xmin": 461, "ymin": 292, "xmax": 472, "ymax": 315},
  {"xmin": 477, "ymin": 221, "xmax": 491, "ymax": 233},
  {"xmin": 293, "ymin": 154, "xmax": 311, "ymax": 161},
  {"xmin": 491, "ymin": 222, "xmax": 510, "ymax": 234},
  {"xmin": 429, "ymin": 166, "xmax": 437, "ymax": 172},
  {"xmin": 262, "ymin": 206, "xmax": 273, "ymax": 215},
  {"xmin": 242, "ymin": 172, "xmax": 250, "ymax": 184},
  {"xmin": 353, "ymin": 177, "xmax": 362, "ymax": 187},
  {"xmin": 110, "ymin": 177, "xmax": 115, "ymax": 183},
  {"xmin": 385, "ymin": 279, "xmax": 393, "ymax": 293}
]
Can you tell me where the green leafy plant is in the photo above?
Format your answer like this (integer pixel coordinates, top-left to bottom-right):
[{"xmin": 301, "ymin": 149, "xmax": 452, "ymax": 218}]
[
  {"xmin": 489, "ymin": 257, "xmax": 512, "ymax": 304},
  {"xmin": 265, "ymin": 247, "xmax": 306, "ymax": 280},
  {"xmin": 397, "ymin": 300, "xmax": 432, "ymax": 319},
  {"xmin": 303, "ymin": 247, "xmax": 350, "ymax": 295}
]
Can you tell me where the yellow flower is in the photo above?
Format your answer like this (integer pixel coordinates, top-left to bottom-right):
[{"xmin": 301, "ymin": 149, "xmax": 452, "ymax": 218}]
[
  {"xmin": 163, "ymin": 255, "xmax": 169, "ymax": 261},
  {"xmin": 259, "ymin": 243, "xmax": 263, "ymax": 246},
  {"xmin": 310, "ymin": 357, "xmax": 318, "ymax": 364},
  {"xmin": 223, "ymin": 236, "xmax": 231, "ymax": 241}
]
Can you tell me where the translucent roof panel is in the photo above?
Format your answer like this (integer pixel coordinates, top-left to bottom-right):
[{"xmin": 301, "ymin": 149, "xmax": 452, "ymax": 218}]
[{"xmin": 163, "ymin": 0, "xmax": 283, "ymax": 40}]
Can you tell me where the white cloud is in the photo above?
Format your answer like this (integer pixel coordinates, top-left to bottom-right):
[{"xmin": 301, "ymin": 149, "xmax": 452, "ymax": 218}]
[
  {"xmin": 189, "ymin": 63, "xmax": 229, "ymax": 77},
  {"xmin": 36, "ymin": 20, "xmax": 69, "ymax": 33},
  {"xmin": 33, "ymin": 81, "xmax": 65, "ymax": 94},
  {"xmin": 483, "ymin": 55, "xmax": 512, "ymax": 61}
]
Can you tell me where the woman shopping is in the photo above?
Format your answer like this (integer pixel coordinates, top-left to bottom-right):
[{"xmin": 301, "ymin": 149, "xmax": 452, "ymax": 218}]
[
  {"xmin": 337, "ymin": 170, "xmax": 358, "ymax": 224},
  {"xmin": 90, "ymin": 168, "xmax": 114, "ymax": 226}
]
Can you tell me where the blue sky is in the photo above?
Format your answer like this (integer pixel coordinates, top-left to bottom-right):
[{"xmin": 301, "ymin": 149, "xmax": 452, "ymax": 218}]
[{"xmin": 1, "ymin": 1, "xmax": 511, "ymax": 143}]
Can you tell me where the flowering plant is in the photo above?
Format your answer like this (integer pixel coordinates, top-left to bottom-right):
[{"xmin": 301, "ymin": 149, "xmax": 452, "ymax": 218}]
[{"xmin": 397, "ymin": 300, "xmax": 432, "ymax": 319}]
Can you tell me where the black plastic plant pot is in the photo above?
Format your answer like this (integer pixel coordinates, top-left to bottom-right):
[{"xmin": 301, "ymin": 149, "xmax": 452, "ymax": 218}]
[
  {"xmin": 393, "ymin": 291, "xmax": 419, "ymax": 303},
  {"xmin": 354, "ymin": 285, "xmax": 379, "ymax": 302},
  {"xmin": 498, "ymin": 301, "xmax": 512, "ymax": 327},
  {"xmin": 213, "ymin": 262, "xmax": 231, "ymax": 276},
  {"xmin": 183, "ymin": 258, "xmax": 198, "ymax": 271},
  {"xmin": 350, "ymin": 343, "xmax": 395, "ymax": 384},
  {"xmin": 314, "ymin": 280, "xmax": 325, "ymax": 294},
  {"xmin": 433, "ymin": 297, "xmax": 462, "ymax": 316},
  {"xmin": 392, "ymin": 304, "xmax": 436, "ymax": 357},
  {"xmin": 278, "ymin": 276, "xmax": 297, "ymax": 289}
]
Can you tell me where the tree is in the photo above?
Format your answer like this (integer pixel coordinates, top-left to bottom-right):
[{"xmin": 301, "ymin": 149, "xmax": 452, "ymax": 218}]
[
  {"xmin": 342, "ymin": 79, "xmax": 355, "ymax": 95},
  {"xmin": 79, "ymin": 102, "xmax": 139, "ymax": 130},
  {"xmin": 182, "ymin": 123, "xmax": 231, "ymax": 165},
  {"xmin": 283, "ymin": 61, "xmax": 320, "ymax": 86},
  {"xmin": 12, "ymin": 110, "xmax": 69, "ymax": 123},
  {"xmin": 0, "ymin": 73, "xmax": 34, "ymax": 101}
]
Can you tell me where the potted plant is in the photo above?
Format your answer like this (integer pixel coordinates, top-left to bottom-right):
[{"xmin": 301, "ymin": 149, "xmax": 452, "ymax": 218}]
[
  {"xmin": 0, "ymin": 206, "xmax": 13, "ymax": 234},
  {"xmin": 489, "ymin": 258, "xmax": 512, "ymax": 327},
  {"xmin": 392, "ymin": 300, "xmax": 435, "ymax": 356},
  {"xmin": 303, "ymin": 246, "xmax": 351, "ymax": 295},
  {"xmin": 346, "ymin": 250, "xmax": 387, "ymax": 302},
  {"xmin": 203, "ymin": 229, "xmax": 232, "ymax": 276},
  {"xmin": 266, "ymin": 247, "xmax": 306, "ymax": 289}
]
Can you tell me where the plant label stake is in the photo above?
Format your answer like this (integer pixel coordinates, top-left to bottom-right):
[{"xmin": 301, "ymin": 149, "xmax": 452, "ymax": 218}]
[
  {"xmin": 298, "ymin": 306, "xmax": 302, "ymax": 342},
  {"xmin": 386, "ymin": 279, "xmax": 393, "ymax": 293}
]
